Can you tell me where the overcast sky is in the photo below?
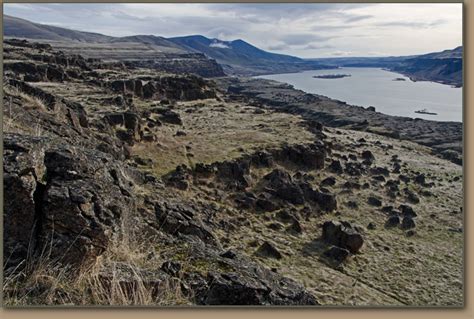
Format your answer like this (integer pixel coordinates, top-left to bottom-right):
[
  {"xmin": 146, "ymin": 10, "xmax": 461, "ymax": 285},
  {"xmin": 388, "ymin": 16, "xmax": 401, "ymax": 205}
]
[{"xmin": 4, "ymin": 3, "xmax": 462, "ymax": 58}]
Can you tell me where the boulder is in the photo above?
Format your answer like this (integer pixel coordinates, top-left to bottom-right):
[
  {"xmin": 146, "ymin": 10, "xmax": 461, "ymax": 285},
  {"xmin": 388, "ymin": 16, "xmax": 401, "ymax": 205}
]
[
  {"xmin": 399, "ymin": 204, "xmax": 417, "ymax": 218},
  {"xmin": 255, "ymin": 241, "xmax": 283, "ymax": 259},
  {"xmin": 154, "ymin": 201, "xmax": 220, "ymax": 247},
  {"xmin": 324, "ymin": 246, "xmax": 350, "ymax": 264},
  {"xmin": 328, "ymin": 160, "xmax": 343, "ymax": 174},
  {"xmin": 286, "ymin": 219, "xmax": 304, "ymax": 235},
  {"xmin": 261, "ymin": 169, "xmax": 305, "ymax": 205},
  {"xmin": 385, "ymin": 215, "xmax": 400, "ymax": 228},
  {"xmin": 361, "ymin": 150, "xmax": 375, "ymax": 163},
  {"xmin": 322, "ymin": 221, "xmax": 364, "ymax": 253},
  {"xmin": 401, "ymin": 216, "xmax": 416, "ymax": 229},
  {"xmin": 321, "ymin": 176, "xmax": 336, "ymax": 187},
  {"xmin": 367, "ymin": 196, "xmax": 382, "ymax": 207}
]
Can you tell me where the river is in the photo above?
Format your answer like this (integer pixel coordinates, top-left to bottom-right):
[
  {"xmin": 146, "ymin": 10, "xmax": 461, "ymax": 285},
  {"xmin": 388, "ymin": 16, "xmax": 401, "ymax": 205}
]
[{"xmin": 256, "ymin": 67, "xmax": 462, "ymax": 122}]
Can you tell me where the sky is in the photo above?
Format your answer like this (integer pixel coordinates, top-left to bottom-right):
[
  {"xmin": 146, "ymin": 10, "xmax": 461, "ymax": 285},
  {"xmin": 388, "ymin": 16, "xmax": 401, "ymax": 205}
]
[{"xmin": 3, "ymin": 3, "xmax": 463, "ymax": 58}]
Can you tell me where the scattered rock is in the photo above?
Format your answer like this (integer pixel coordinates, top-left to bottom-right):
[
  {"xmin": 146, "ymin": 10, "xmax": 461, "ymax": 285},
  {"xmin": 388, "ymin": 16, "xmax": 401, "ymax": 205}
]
[
  {"xmin": 361, "ymin": 150, "xmax": 375, "ymax": 164},
  {"xmin": 286, "ymin": 219, "xmax": 304, "ymax": 234},
  {"xmin": 401, "ymin": 216, "xmax": 416, "ymax": 229},
  {"xmin": 323, "ymin": 246, "xmax": 350, "ymax": 264},
  {"xmin": 328, "ymin": 160, "xmax": 343, "ymax": 174},
  {"xmin": 399, "ymin": 204, "xmax": 417, "ymax": 218},
  {"xmin": 322, "ymin": 221, "xmax": 364, "ymax": 254},
  {"xmin": 367, "ymin": 196, "xmax": 382, "ymax": 207},
  {"xmin": 321, "ymin": 176, "xmax": 336, "ymax": 187},
  {"xmin": 220, "ymin": 250, "xmax": 237, "ymax": 259},
  {"xmin": 404, "ymin": 188, "xmax": 420, "ymax": 204},
  {"xmin": 385, "ymin": 215, "xmax": 400, "ymax": 228},
  {"xmin": 255, "ymin": 241, "xmax": 283, "ymax": 259},
  {"xmin": 367, "ymin": 222, "xmax": 376, "ymax": 230},
  {"xmin": 406, "ymin": 230, "xmax": 416, "ymax": 237}
]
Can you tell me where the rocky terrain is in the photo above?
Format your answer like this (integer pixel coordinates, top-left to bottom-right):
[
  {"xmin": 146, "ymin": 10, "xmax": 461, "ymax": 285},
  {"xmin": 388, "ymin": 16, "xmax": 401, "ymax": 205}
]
[
  {"xmin": 218, "ymin": 77, "xmax": 463, "ymax": 165},
  {"xmin": 3, "ymin": 39, "xmax": 463, "ymax": 307}
]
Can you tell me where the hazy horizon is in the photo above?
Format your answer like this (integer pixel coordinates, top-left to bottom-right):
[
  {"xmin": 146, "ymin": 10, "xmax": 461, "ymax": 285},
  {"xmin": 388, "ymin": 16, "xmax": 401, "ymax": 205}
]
[{"xmin": 3, "ymin": 3, "xmax": 463, "ymax": 58}]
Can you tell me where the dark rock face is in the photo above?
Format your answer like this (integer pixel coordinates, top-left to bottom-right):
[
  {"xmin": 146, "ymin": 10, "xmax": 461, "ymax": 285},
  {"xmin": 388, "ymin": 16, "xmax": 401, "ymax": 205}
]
[
  {"xmin": 287, "ymin": 219, "xmax": 304, "ymax": 234},
  {"xmin": 202, "ymin": 271, "xmax": 318, "ymax": 305},
  {"xmin": 404, "ymin": 188, "xmax": 420, "ymax": 204},
  {"xmin": 3, "ymin": 134, "xmax": 47, "ymax": 266},
  {"xmin": 401, "ymin": 216, "xmax": 416, "ymax": 229},
  {"xmin": 215, "ymin": 159, "xmax": 252, "ymax": 190},
  {"xmin": 4, "ymin": 61, "xmax": 68, "ymax": 82},
  {"xmin": 385, "ymin": 215, "xmax": 400, "ymax": 228},
  {"xmin": 274, "ymin": 143, "xmax": 326, "ymax": 170},
  {"xmin": 399, "ymin": 204, "xmax": 417, "ymax": 218},
  {"xmin": 181, "ymin": 242, "xmax": 318, "ymax": 306},
  {"xmin": 124, "ymin": 54, "xmax": 225, "ymax": 78},
  {"xmin": 261, "ymin": 169, "xmax": 305, "ymax": 205},
  {"xmin": 414, "ymin": 173, "xmax": 426, "ymax": 185},
  {"xmin": 321, "ymin": 176, "xmax": 336, "ymax": 187},
  {"xmin": 440, "ymin": 149, "xmax": 462, "ymax": 166},
  {"xmin": 368, "ymin": 196, "xmax": 382, "ymax": 207},
  {"xmin": 328, "ymin": 160, "xmax": 343, "ymax": 174},
  {"xmin": 255, "ymin": 241, "xmax": 283, "ymax": 259},
  {"xmin": 370, "ymin": 166, "xmax": 390, "ymax": 177},
  {"xmin": 361, "ymin": 150, "xmax": 375, "ymax": 164},
  {"xmin": 165, "ymin": 164, "xmax": 191, "ymax": 190},
  {"xmin": 3, "ymin": 134, "xmax": 141, "ymax": 266},
  {"xmin": 324, "ymin": 246, "xmax": 350, "ymax": 264},
  {"xmin": 155, "ymin": 109, "xmax": 183, "ymax": 125},
  {"xmin": 41, "ymin": 147, "xmax": 139, "ymax": 265},
  {"xmin": 109, "ymin": 75, "xmax": 216, "ymax": 101},
  {"xmin": 322, "ymin": 221, "xmax": 364, "ymax": 254},
  {"xmin": 154, "ymin": 201, "xmax": 219, "ymax": 247},
  {"xmin": 367, "ymin": 222, "xmax": 376, "ymax": 230}
]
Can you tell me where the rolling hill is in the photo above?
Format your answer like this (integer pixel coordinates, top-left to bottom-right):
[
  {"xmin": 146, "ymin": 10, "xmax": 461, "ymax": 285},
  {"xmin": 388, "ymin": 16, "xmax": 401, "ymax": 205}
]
[
  {"xmin": 3, "ymin": 15, "xmax": 332, "ymax": 75},
  {"xmin": 3, "ymin": 14, "xmax": 462, "ymax": 83},
  {"xmin": 3, "ymin": 14, "xmax": 113, "ymax": 42}
]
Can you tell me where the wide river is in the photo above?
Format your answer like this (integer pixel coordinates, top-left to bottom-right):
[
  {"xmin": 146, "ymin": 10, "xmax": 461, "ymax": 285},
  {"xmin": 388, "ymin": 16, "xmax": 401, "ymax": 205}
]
[{"xmin": 256, "ymin": 67, "xmax": 462, "ymax": 122}]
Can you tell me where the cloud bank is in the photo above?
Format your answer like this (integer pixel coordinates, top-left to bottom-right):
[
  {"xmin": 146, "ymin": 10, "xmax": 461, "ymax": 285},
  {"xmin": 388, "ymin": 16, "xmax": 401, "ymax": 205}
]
[{"xmin": 4, "ymin": 3, "xmax": 462, "ymax": 58}]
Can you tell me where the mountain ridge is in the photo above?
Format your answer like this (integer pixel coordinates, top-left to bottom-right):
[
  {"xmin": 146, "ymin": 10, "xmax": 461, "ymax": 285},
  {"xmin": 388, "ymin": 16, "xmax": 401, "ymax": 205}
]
[{"xmin": 3, "ymin": 14, "xmax": 462, "ymax": 83}]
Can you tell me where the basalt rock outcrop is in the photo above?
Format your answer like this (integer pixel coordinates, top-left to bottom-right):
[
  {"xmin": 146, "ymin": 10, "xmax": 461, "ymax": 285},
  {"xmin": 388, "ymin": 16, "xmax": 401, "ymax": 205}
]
[
  {"xmin": 3, "ymin": 133, "xmax": 144, "ymax": 266},
  {"xmin": 3, "ymin": 38, "xmax": 463, "ymax": 306}
]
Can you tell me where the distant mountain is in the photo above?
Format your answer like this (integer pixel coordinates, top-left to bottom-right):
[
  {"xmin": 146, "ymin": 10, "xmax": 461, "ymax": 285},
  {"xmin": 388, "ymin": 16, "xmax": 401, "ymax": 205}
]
[
  {"xmin": 3, "ymin": 14, "xmax": 461, "ymax": 82},
  {"xmin": 390, "ymin": 47, "xmax": 463, "ymax": 87},
  {"xmin": 312, "ymin": 47, "xmax": 463, "ymax": 87},
  {"xmin": 169, "ymin": 35, "xmax": 301, "ymax": 64},
  {"xmin": 415, "ymin": 46, "xmax": 462, "ymax": 59},
  {"xmin": 109, "ymin": 35, "xmax": 187, "ymax": 53},
  {"xmin": 3, "ymin": 14, "xmax": 113, "ymax": 42},
  {"xmin": 4, "ymin": 15, "xmax": 333, "ymax": 75},
  {"xmin": 167, "ymin": 35, "xmax": 320, "ymax": 75}
]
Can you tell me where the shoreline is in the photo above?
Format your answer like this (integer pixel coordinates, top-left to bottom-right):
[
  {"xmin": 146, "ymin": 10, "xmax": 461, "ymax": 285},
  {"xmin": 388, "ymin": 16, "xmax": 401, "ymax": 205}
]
[
  {"xmin": 251, "ymin": 67, "xmax": 462, "ymax": 123},
  {"xmin": 217, "ymin": 76, "xmax": 463, "ymax": 165}
]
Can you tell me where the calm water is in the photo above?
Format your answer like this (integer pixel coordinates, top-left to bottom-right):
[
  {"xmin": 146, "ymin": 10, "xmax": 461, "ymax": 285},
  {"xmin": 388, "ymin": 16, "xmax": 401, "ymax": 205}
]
[{"xmin": 256, "ymin": 67, "xmax": 462, "ymax": 122}]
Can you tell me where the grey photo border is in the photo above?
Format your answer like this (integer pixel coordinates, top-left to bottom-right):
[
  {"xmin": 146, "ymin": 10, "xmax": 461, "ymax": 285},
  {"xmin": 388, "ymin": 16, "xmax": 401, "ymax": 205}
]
[{"xmin": 0, "ymin": 0, "xmax": 468, "ymax": 312}]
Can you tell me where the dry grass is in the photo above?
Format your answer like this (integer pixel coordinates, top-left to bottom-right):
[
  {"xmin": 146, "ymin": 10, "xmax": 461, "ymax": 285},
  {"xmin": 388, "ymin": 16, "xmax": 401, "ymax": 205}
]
[
  {"xmin": 132, "ymin": 100, "xmax": 315, "ymax": 176},
  {"xmin": 3, "ymin": 86, "xmax": 49, "ymax": 136},
  {"xmin": 3, "ymin": 232, "xmax": 191, "ymax": 307},
  {"xmin": 4, "ymin": 85, "xmax": 48, "ymax": 112}
]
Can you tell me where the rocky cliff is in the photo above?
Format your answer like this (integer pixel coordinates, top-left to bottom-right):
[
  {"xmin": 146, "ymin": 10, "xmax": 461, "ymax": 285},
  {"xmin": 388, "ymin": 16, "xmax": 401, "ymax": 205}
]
[{"xmin": 3, "ymin": 39, "xmax": 463, "ymax": 306}]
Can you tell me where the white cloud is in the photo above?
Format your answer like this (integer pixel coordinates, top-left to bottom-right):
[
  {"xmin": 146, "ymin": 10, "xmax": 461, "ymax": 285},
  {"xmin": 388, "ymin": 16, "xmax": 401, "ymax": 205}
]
[
  {"xmin": 209, "ymin": 42, "xmax": 230, "ymax": 49},
  {"xmin": 3, "ymin": 3, "xmax": 462, "ymax": 58}
]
